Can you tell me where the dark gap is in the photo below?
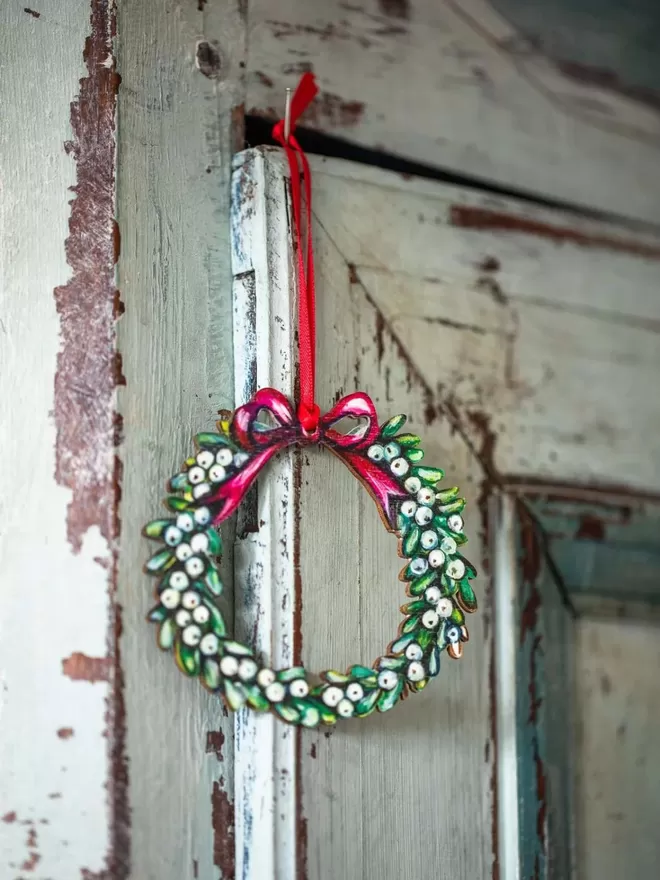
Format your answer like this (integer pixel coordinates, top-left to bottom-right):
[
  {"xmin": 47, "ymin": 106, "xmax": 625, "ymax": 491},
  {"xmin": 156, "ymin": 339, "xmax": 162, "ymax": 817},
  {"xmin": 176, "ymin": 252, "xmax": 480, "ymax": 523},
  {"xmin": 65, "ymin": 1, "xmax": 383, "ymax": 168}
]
[{"xmin": 244, "ymin": 114, "xmax": 648, "ymax": 225}]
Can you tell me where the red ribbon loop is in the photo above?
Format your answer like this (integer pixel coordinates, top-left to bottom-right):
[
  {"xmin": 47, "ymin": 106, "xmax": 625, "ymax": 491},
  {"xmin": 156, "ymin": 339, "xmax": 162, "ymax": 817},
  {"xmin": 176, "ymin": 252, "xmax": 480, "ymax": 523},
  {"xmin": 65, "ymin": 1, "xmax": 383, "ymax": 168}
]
[{"xmin": 272, "ymin": 73, "xmax": 320, "ymax": 433}]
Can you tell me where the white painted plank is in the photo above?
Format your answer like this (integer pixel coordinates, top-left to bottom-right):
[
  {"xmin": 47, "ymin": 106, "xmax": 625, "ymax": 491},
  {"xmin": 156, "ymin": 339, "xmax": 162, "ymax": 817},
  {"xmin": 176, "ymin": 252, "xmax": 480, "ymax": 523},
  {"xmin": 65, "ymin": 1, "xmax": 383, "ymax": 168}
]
[
  {"xmin": 0, "ymin": 2, "xmax": 112, "ymax": 877},
  {"xmin": 231, "ymin": 150, "xmax": 298, "ymax": 880},
  {"xmin": 247, "ymin": 0, "xmax": 660, "ymax": 224},
  {"xmin": 574, "ymin": 617, "xmax": 660, "ymax": 880},
  {"xmin": 116, "ymin": 1, "xmax": 245, "ymax": 877}
]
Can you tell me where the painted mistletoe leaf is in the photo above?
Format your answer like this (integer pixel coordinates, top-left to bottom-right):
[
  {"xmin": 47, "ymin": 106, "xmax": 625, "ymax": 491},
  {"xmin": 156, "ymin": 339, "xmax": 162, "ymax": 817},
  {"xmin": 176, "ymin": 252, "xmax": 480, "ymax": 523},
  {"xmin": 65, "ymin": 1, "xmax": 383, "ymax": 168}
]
[
  {"xmin": 202, "ymin": 658, "xmax": 221, "ymax": 690},
  {"xmin": 381, "ymin": 414, "xmax": 407, "ymax": 437},
  {"xmin": 416, "ymin": 629, "xmax": 434, "ymax": 650},
  {"xmin": 206, "ymin": 529, "xmax": 222, "ymax": 556},
  {"xmin": 222, "ymin": 641, "xmax": 252, "ymax": 657},
  {"xmin": 208, "ymin": 604, "xmax": 227, "ymax": 637},
  {"xmin": 349, "ymin": 664, "xmax": 377, "ymax": 681},
  {"xmin": 158, "ymin": 618, "xmax": 176, "ymax": 650},
  {"xmin": 205, "ymin": 567, "xmax": 223, "ymax": 596},
  {"xmin": 244, "ymin": 684, "xmax": 270, "ymax": 712},
  {"xmin": 414, "ymin": 466, "xmax": 445, "ymax": 485},
  {"xmin": 168, "ymin": 473, "xmax": 189, "ymax": 491},
  {"xmin": 323, "ymin": 670, "xmax": 350, "ymax": 684},
  {"xmin": 428, "ymin": 645, "xmax": 441, "ymax": 678},
  {"xmin": 451, "ymin": 606, "xmax": 465, "ymax": 626},
  {"xmin": 457, "ymin": 579, "xmax": 478, "ymax": 614},
  {"xmin": 165, "ymin": 496, "xmax": 192, "ymax": 512},
  {"xmin": 396, "ymin": 433, "xmax": 421, "ymax": 447},
  {"xmin": 175, "ymin": 642, "xmax": 200, "ymax": 677},
  {"xmin": 195, "ymin": 432, "xmax": 236, "ymax": 449},
  {"xmin": 401, "ymin": 614, "xmax": 420, "ymax": 635},
  {"xmin": 405, "ymin": 448, "xmax": 424, "ymax": 462},
  {"xmin": 143, "ymin": 519, "xmax": 171, "ymax": 540},
  {"xmin": 277, "ymin": 666, "xmax": 307, "ymax": 683},
  {"xmin": 390, "ymin": 632, "xmax": 415, "ymax": 654},
  {"xmin": 146, "ymin": 548, "xmax": 175, "ymax": 573},
  {"xmin": 275, "ymin": 704, "xmax": 300, "ymax": 724},
  {"xmin": 408, "ymin": 570, "xmax": 438, "ymax": 596},
  {"xmin": 292, "ymin": 700, "xmax": 321, "ymax": 728},
  {"xmin": 355, "ymin": 689, "xmax": 380, "ymax": 717},
  {"xmin": 436, "ymin": 486, "xmax": 460, "ymax": 504},
  {"xmin": 437, "ymin": 499, "xmax": 466, "ymax": 515},
  {"xmin": 403, "ymin": 525, "xmax": 420, "ymax": 557},
  {"xmin": 379, "ymin": 655, "xmax": 406, "ymax": 671},
  {"xmin": 148, "ymin": 604, "xmax": 168, "ymax": 623},
  {"xmin": 377, "ymin": 678, "xmax": 404, "ymax": 712},
  {"xmin": 223, "ymin": 679, "xmax": 246, "ymax": 710},
  {"xmin": 401, "ymin": 599, "xmax": 427, "ymax": 615}
]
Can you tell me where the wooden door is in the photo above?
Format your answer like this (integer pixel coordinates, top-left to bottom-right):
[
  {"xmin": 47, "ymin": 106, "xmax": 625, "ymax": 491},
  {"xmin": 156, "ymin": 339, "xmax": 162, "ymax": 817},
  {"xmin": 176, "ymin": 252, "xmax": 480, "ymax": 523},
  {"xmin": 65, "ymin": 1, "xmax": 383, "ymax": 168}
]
[{"xmin": 229, "ymin": 147, "xmax": 660, "ymax": 879}]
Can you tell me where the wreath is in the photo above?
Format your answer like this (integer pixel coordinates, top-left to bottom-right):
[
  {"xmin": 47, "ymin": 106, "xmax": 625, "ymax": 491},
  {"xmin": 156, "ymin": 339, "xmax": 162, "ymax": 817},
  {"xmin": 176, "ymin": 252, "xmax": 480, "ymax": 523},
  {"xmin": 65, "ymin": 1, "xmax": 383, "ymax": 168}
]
[{"xmin": 143, "ymin": 388, "xmax": 477, "ymax": 728}]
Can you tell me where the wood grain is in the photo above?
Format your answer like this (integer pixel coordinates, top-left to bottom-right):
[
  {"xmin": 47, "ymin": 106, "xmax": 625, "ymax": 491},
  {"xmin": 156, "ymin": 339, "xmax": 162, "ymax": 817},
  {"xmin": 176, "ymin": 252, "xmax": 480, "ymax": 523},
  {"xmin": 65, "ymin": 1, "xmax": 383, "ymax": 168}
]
[
  {"xmin": 246, "ymin": 0, "xmax": 660, "ymax": 224},
  {"xmin": 116, "ymin": 1, "xmax": 245, "ymax": 877}
]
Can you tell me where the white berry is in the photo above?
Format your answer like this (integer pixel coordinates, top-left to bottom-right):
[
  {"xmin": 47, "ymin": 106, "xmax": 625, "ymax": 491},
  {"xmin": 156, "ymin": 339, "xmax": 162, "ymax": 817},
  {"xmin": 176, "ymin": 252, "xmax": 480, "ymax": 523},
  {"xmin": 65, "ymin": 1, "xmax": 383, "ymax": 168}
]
[
  {"xmin": 265, "ymin": 682, "xmax": 285, "ymax": 703},
  {"xmin": 164, "ymin": 525, "xmax": 182, "ymax": 546},
  {"xmin": 405, "ymin": 642, "xmax": 423, "ymax": 661},
  {"xmin": 176, "ymin": 513, "xmax": 194, "ymax": 533},
  {"xmin": 437, "ymin": 598, "xmax": 453, "ymax": 618},
  {"xmin": 447, "ymin": 514, "xmax": 464, "ymax": 533},
  {"xmin": 169, "ymin": 571, "xmax": 189, "ymax": 590},
  {"xmin": 197, "ymin": 450, "xmax": 214, "ymax": 469},
  {"xmin": 400, "ymin": 500, "xmax": 417, "ymax": 518},
  {"xmin": 194, "ymin": 507, "xmax": 211, "ymax": 526},
  {"xmin": 209, "ymin": 464, "xmax": 226, "ymax": 483},
  {"xmin": 422, "ymin": 609, "xmax": 439, "ymax": 629},
  {"xmin": 391, "ymin": 457, "xmax": 409, "ymax": 476},
  {"xmin": 441, "ymin": 536, "xmax": 457, "ymax": 555},
  {"xmin": 257, "ymin": 668, "xmax": 276, "ymax": 688},
  {"xmin": 377, "ymin": 670, "xmax": 398, "ymax": 690},
  {"xmin": 192, "ymin": 483, "xmax": 210, "ymax": 500},
  {"xmin": 384, "ymin": 443, "xmax": 400, "ymax": 461},
  {"xmin": 238, "ymin": 659, "xmax": 258, "ymax": 681},
  {"xmin": 405, "ymin": 476, "xmax": 421, "ymax": 494},
  {"xmin": 175, "ymin": 609, "xmax": 192, "ymax": 628},
  {"xmin": 417, "ymin": 487, "xmax": 435, "ymax": 505},
  {"xmin": 289, "ymin": 679, "xmax": 309, "ymax": 698},
  {"xmin": 322, "ymin": 686, "xmax": 344, "ymax": 707},
  {"xmin": 410, "ymin": 557, "xmax": 428, "ymax": 576},
  {"xmin": 420, "ymin": 530, "xmax": 438, "ymax": 550},
  {"xmin": 182, "ymin": 624, "xmax": 202, "ymax": 646},
  {"xmin": 188, "ymin": 466, "xmax": 206, "ymax": 485},
  {"xmin": 415, "ymin": 506, "xmax": 433, "ymax": 526},
  {"xmin": 215, "ymin": 448, "xmax": 233, "ymax": 466},
  {"xmin": 160, "ymin": 588, "xmax": 180, "ymax": 609},
  {"xmin": 193, "ymin": 605, "xmax": 210, "ymax": 624},
  {"xmin": 425, "ymin": 586, "xmax": 441, "ymax": 605},
  {"xmin": 346, "ymin": 682, "xmax": 364, "ymax": 702},
  {"xmin": 185, "ymin": 556, "xmax": 204, "ymax": 578},
  {"xmin": 200, "ymin": 633, "xmax": 219, "ymax": 655},
  {"xmin": 337, "ymin": 699, "xmax": 354, "ymax": 718},
  {"xmin": 428, "ymin": 549, "xmax": 446, "ymax": 569},
  {"xmin": 190, "ymin": 532, "xmax": 209, "ymax": 554},
  {"xmin": 367, "ymin": 444, "xmax": 384, "ymax": 461},
  {"xmin": 407, "ymin": 661, "xmax": 425, "ymax": 682},
  {"xmin": 175, "ymin": 543, "xmax": 192, "ymax": 561},
  {"xmin": 446, "ymin": 559, "xmax": 466, "ymax": 580},
  {"xmin": 220, "ymin": 655, "xmax": 239, "ymax": 677},
  {"xmin": 182, "ymin": 590, "xmax": 201, "ymax": 610}
]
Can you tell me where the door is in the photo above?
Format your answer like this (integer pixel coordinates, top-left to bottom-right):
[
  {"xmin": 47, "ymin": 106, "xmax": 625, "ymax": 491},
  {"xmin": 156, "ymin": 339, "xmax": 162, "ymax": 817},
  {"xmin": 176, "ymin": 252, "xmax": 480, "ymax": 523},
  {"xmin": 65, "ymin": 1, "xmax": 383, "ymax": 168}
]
[{"xmin": 229, "ymin": 146, "xmax": 660, "ymax": 879}]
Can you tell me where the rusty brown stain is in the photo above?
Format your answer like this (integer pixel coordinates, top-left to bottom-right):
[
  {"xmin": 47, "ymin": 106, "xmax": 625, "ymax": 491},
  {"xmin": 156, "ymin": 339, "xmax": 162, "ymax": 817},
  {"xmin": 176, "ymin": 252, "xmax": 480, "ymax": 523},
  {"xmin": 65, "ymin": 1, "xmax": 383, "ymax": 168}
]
[
  {"xmin": 109, "ymin": 603, "xmax": 130, "ymax": 880},
  {"xmin": 26, "ymin": 827, "xmax": 37, "ymax": 849},
  {"xmin": 255, "ymin": 70, "xmax": 274, "ymax": 87},
  {"xmin": 212, "ymin": 779, "xmax": 235, "ymax": 879},
  {"xmin": 2, "ymin": 811, "xmax": 18, "ymax": 823},
  {"xmin": 575, "ymin": 513, "xmax": 606, "ymax": 541},
  {"xmin": 378, "ymin": 0, "xmax": 410, "ymax": 18},
  {"xmin": 57, "ymin": 727, "xmax": 75, "ymax": 739},
  {"xmin": 267, "ymin": 19, "xmax": 374, "ymax": 50},
  {"xmin": 528, "ymin": 633, "xmax": 543, "ymax": 724},
  {"xmin": 488, "ymin": 634, "xmax": 500, "ymax": 880},
  {"xmin": 54, "ymin": 0, "xmax": 121, "ymax": 555},
  {"xmin": 24, "ymin": 6, "xmax": 40, "ymax": 16},
  {"xmin": 62, "ymin": 652, "xmax": 111, "ymax": 683},
  {"xmin": 303, "ymin": 91, "xmax": 365, "ymax": 128},
  {"xmin": 451, "ymin": 204, "xmax": 660, "ymax": 261},
  {"xmin": 557, "ymin": 59, "xmax": 660, "ymax": 115},
  {"xmin": 309, "ymin": 741, "xmax": 317, "ymax": 759},
  {"xmin": 206, "ymin": 729, "xmax": 225, "ymax": 762},
  {"xmin": 534, "ymin": 743, "xmax": 548, "ymax": 865},
  {"xmin": 21, "ymin": 852, "xmax": 41, "ymax": 872}
]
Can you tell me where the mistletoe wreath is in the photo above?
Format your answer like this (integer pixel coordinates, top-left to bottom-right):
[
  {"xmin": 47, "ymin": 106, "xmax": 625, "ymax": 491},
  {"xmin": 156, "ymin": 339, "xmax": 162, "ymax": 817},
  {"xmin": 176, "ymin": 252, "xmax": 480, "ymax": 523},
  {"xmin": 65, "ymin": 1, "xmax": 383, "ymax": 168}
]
[{"xmin": 143, "ymin": 74, "xmax": 477, "ymax": 729}]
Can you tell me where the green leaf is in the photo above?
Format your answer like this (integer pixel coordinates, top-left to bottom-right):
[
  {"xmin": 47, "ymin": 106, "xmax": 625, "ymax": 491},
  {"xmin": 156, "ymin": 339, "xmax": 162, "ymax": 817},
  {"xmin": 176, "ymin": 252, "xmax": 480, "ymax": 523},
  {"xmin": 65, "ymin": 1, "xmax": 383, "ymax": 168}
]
[
  {"xmin": 278, "ymin": 666, "xmax": 307, "ymax": 683},
  {"xmin": 275, "ymin": 703, "xmax": 300, "ymax": 724},
  {"xmin": 408, "ymin": 570, "xmax": 438, "ymax": 596},
  {"xmin": 436, "ymin": 486, "xmax": 460, "ymax": 504},
  {"xmin": 437, "ymin": 499, "xmax": 465, "ymax": 515},
  {"xmin": 401, "ymin": 615, "xmax": 419, "ymax": 635},
  {"xmin": 158, "ymin": 618, "xmax": 176, "ymax": 650},
  {"xmin": 416, "ymin": 629, "xmax": 434, "ymax": 650},
  {"xmin": 205, "ymin": 567, "xmax": 223, "ymax": 596},
  {"xmin": 244, "ymin": 684, "xmax": 270, "ymax": 712},
  {"xmin": 441, "ymin": 574, "xmax": 458, "ymax": 597},
  {"xmin": 208, "ymin": 604, "xmax": 227, "ymax": 637},
  {"xmin": 414, "ymin": 466, "xmax": 445, "ymax": 485},
  {"xmin": 458, "ymin": 579, "xmax": 478, "ymax": 614},
  {"xmin": 396, "ymin": 433, "xmax": 421, "ymax": 447},
  {"xmin": 401, "ymin": 599, "xmax": 427, "ymax": 615},
  {"xmin": 169, "ymin": 473, "xmax": 189, "ymax": 491},
  {"xmin": 402, "ymin": 525, "xmax": 420, "ymax": 557},
  {"xmin": 451, "ymin": 606, "xmax": 465, "ymax": 626},
  {"xmin": 379, "ymin": 655, "xmax": 406, "ymax": 671},
  {"xmin": 377, "ymin": 678, "xmax": 404, "ymax": 712},
  {"xmin": 428, "ymin": 646, "xmax": 441, "ymax": 677},
  {"xmin": 203, "ymin": 658, "xmax": 221, "ymax": 690},
  {"xmin": 195, "ymin": 432, "xmax": 236, "ymax": 448},
  {"xmin": 146, "ymin": 548, "xmax": 175, "ymax": 573},
  {"xmin": 390, "ymin": 632, "xmax": 415, "ymax": 654},
  {"xmin": 143, "ymin": 519, "xmax": 171, "ymax": 539},
  {"xmin": 206, "ymin": 529, "xmax": 223, "ymax": 556},
  {"xmin": 165, "ymin": 496, "xmax": 192, "ymax": 512},
  {"xmin": 222, "ymin": 641, "xmax": 252, "ymax": 657},
  {"xmin": 223, "ymin": 679, "xmax": 246, "ymax": 710},
  {"xmin": 293, "ymin": 701, "xmax": 321, "ymax": 728},
  {"xmin": 381, "ymin": 414, "xmax": 407, "ymax": 437},
  {"xmin": 175, "ymin": 642, "xmax": 200, "ymax": 677},
  {"xmin": 355, "ymin": 689, "xmax": 380, "ymax": 717},
  {"xmin": 349, "ymin": 664, "xmax": 377, "ymax": 681},
  {"xmin": 148, "ymin": 604, "xmax": 168, "ymax": 623},
  {"xmin": 323, "ymin": 670, "xmax": 350, "ymax": 684},
  {"xmin": 406, "ymin": 448, "xmax": 424, "ymax": 462}
]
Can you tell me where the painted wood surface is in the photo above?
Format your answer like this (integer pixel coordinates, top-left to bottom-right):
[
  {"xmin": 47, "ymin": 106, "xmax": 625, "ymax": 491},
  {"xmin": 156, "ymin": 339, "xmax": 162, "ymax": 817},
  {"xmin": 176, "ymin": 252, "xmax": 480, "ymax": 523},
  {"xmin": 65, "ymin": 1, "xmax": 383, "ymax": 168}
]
[
  {"xmin": 574, "ymin": 617, "xmax": 660, "ymax": 880},
  {"xmin": 116, "ymin": 1, "xmax": 245, "ymax": 878},
  {"xmin": 246, "ymin": 0, "xmax": 660, "ymax": 224},
  {"xmin": 0, "ymin": 3, "xmax": 120, "ymax": 877},
  {"xmin": 230, "ymin": 146, "xmax": 660, "ymax": 878}
]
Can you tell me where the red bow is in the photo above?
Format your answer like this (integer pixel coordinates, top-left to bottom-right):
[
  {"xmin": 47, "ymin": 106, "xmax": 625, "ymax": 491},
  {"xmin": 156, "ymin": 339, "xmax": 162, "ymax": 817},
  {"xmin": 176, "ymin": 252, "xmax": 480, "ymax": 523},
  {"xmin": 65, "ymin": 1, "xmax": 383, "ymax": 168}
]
[{"xmin": 208, "ymin": 389, "xmax": 407, "ymax": 527}]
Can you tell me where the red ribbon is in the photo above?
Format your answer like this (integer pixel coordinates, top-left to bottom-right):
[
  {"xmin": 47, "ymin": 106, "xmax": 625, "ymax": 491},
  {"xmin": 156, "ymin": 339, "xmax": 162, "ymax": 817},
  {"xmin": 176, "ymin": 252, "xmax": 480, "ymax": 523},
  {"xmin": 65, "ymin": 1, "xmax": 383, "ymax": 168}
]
[
  {"xmin": 272, "ymin": 73, "xmax": 320, "ymax": 434},
  {"xmin": 208, "ymin": 389, "xmax": 407, "ymax": 527}
]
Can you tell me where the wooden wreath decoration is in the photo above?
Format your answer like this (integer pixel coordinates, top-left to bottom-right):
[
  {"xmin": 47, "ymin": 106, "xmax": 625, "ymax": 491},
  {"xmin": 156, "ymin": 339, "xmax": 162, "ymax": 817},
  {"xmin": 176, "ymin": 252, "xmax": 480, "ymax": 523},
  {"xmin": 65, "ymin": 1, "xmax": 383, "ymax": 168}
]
[{"xmin": 143, "ymin": 388, "xmax": 477, "ymax": 728}]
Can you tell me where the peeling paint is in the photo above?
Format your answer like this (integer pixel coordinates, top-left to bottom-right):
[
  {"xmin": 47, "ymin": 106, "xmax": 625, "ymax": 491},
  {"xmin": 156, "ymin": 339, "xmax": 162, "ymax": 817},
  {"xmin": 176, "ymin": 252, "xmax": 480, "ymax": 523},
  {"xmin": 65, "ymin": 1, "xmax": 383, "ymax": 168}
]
[
  {"xmin": 57, "ymin": 727, "xmax": 75, "ymax": 740},
  {"xmin": 450, "ymin": 204, "xmax": 660, "ymax": 261},
  {"xmin": 62, "ymin": 652, "xmax": 111, "ymax": 683},
  {"xmin": 212, "ymin": 780, "xmax": 235, "ymax": 879},
  {"xmin": 206, "ymin": 730, "xmax": 225, "ymax": 762},
  {"xmin": 24, "ymin": 7, "xmax": 40, "ymax": 17},
  {"xmin": 378, "ymin": 0, "xmax": 410, "ymax": 19}
]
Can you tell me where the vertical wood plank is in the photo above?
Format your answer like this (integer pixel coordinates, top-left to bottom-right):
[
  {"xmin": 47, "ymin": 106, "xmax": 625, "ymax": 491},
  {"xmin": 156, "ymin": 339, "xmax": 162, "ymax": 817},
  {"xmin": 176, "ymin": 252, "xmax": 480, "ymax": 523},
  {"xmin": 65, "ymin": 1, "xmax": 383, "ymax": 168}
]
[
  {"xmin": 116, "ymin": 1, "xmax": 245, "ymax": 877},
  {"xmin": 0, "ymin": 2, "xmax": 119, "ymax": 876}
]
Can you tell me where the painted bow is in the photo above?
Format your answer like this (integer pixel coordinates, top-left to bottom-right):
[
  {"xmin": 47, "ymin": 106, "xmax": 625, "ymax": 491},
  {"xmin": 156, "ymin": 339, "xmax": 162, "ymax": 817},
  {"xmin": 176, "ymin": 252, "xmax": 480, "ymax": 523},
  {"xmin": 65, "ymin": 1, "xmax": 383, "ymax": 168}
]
[{"xmin": 209, "ymin": 388, "xmax": 407, "ymax": 526}]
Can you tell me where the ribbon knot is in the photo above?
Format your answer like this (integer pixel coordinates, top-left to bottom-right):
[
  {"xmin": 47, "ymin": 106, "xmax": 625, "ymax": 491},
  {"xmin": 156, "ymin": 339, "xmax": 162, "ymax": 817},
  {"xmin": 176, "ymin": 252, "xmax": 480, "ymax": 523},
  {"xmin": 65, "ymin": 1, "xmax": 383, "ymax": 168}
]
[{"xmin": 209, "ymin": 389, "xmax": 407, "ymax": 526}]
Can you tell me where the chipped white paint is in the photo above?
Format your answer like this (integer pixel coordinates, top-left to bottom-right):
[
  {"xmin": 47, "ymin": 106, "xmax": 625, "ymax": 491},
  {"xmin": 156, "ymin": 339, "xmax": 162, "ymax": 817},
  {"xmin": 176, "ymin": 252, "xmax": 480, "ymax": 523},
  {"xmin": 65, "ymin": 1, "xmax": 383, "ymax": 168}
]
[
  {"xmin": 116, "ymin": 1, "xmax": 245, "ymax": 877},
  {"xmin": 0, "ymin": 2, "xmax": 111, "ymax": 876},
  {"xmin": 231, "ymin": 150, "xmax": 298, "ymax": 880},
  {"xmin": 574, "ymin": 617, "xmax": 660, "ymax": 880},
  {"xmin": 248, "ymin": 0, "xmax": 660, "ymax": 224}
]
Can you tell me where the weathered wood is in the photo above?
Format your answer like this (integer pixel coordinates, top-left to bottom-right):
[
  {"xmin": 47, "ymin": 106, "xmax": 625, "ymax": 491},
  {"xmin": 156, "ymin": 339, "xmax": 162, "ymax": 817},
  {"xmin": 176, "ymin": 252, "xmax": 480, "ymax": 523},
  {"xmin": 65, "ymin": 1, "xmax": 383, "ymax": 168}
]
[
  {"xmin": 247, "ymin": 0, "xmax": 660, "ymax": 224},
  {"xmin": 0, "ymin": 2, "xmax": 120, "ymax": 876},
  {"xmin": 116, "ymin": 1, "xmax": 245, "ymax": 877},
  {"xmin": 574, "ymin": 617, "xmax": 660, "ymax": 880}
]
